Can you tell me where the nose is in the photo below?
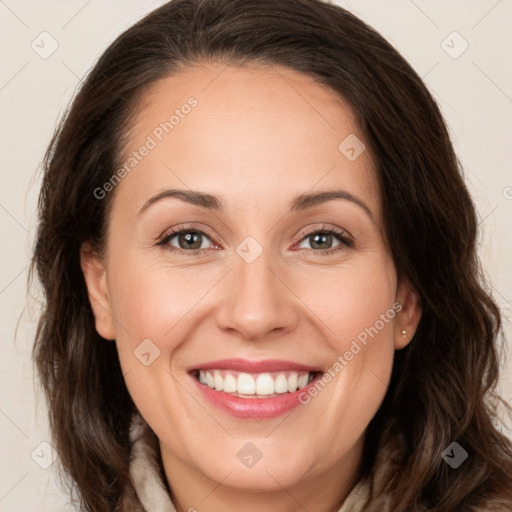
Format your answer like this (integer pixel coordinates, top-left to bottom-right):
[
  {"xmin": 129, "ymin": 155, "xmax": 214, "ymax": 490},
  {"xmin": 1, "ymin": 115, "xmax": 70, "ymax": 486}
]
[{"xmin": 215, "ymin": 250, "xmax": 299, "ymax": 341}]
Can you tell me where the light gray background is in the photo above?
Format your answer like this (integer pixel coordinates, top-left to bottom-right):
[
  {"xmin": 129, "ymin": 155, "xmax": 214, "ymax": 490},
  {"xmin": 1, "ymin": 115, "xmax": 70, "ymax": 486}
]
[{"xmin": 1, "ymin": 1, "xmax": 511, "ymax": 510}]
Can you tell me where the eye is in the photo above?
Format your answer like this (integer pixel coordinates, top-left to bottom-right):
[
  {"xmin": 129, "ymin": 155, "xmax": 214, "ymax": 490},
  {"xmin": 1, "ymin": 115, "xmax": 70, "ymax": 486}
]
[
  {"xmin": 157, "ymin": 227, "xmax": 215, "ymax": 254},
  {"xmin": 156, "ymin": 224, "xmax": 353, "ymax": 257},
  {"xmin": 295, "ymin": 226, "xmax": 353, "ymax": 254}
]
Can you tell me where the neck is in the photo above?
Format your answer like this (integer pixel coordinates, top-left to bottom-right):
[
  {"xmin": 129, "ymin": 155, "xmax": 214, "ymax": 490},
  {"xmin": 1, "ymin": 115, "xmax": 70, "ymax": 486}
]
[{"xmin": 159, "ymin": 435, "xmax": 365, "ymax": 512}]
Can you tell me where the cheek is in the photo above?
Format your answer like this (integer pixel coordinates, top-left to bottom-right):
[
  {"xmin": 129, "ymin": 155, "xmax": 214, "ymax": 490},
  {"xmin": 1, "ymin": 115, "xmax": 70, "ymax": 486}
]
[
  {"xmin": 106, "ymin": 257, "xmax": 206, "ymax": 427},
  {"xmin": 107, "ymin": 256, "xmax": 209, "ymax": 348},
  {"xmin": 294, "ymin": 254, "xmax": 397, "ymax": 350},
  {"xmin": 292, "ymin": 255, "xmax": 397, "ymax": 426}
]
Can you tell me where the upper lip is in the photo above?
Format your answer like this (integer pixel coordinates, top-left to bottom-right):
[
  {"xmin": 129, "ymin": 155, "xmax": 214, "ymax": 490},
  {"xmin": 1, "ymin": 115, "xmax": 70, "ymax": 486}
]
[{"xmin": 189, "ymin": 358, "xmax": 322, "ymax": 373}]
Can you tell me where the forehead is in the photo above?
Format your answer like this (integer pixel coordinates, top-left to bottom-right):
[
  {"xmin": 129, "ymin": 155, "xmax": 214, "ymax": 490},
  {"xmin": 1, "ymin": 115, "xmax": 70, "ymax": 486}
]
[{"xmin": 111, "ymin": 62, "xmax": 380, "ymax": 223}]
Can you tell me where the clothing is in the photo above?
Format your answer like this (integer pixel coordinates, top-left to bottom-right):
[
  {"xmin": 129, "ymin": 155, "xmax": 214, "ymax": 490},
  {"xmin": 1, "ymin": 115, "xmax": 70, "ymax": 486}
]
[{"xmin": 122, "ymin": 414, "xmax": 374, "ymax": 512}]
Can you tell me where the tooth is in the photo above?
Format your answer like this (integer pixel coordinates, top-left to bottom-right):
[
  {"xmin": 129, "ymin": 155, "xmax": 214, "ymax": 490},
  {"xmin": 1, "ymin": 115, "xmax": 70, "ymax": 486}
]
[
  {"xmin": 213, "ymin": 370, "xmax": 223, "ymax": 391},
  {"xmin": 274, "ymin": 373, "xmax": 288, "ymax": 393},
  {"xmin": 200, "ymin": 370, "xmax": 314, "ymax": 395},
  {"xmin": 287, "ymin": 373, "xmax": 298, "ymax": 392},
  {"xmin": 237, "ymin": 373, "xmax": 255, "ymax": 394},
  {"xmin": 223, "ymin": 374, "xmax": 237, "ymax": 393},
  {"xmin": 256, "ymin": 373, "xmax": 274, "ymax": 395},
  {"xmin": 297, "ymin": 373, "xmax": 309, "ymax": 389}
]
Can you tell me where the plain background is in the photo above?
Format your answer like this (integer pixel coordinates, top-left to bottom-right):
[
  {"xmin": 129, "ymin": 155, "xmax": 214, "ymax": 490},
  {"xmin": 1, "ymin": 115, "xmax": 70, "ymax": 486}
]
[{"xmin": 1, "ymin": 1, "xmax": 511, "ymax": 510}]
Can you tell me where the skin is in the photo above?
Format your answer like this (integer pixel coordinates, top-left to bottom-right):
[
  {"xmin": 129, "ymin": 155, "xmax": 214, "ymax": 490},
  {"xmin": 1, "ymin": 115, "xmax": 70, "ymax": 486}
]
[{"xmin": 81, "ymin": 62, "xmax": 422, "ymax": 512}]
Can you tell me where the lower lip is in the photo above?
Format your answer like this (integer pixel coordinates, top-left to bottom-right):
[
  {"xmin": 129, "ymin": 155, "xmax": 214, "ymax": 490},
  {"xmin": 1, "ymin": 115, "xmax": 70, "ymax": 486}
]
[{"xmin": 191, "ymin": 373, "xmax": 321, "ymax": 419}]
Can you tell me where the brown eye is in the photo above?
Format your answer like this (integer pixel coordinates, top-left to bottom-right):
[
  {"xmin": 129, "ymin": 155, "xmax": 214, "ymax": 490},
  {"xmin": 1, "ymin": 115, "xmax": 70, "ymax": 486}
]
[
  {"xmin": 297, "ymin": 227, "xmax": 352, "ymax": 253},
  {"xmin": 175, "ymin": 232, "xmax": 205, "ymax": 250},
  {"xmin": 308, "ymin": 232, "xmax": 338, "ymax": 250},
  {"xmin": 159, "ymin": 229, "xmax": 214, "ymax": 252}
]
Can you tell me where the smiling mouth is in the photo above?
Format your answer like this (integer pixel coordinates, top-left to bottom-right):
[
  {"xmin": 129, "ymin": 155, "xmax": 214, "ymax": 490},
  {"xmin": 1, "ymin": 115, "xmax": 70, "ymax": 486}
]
[{"xmin": 191, "ymin": 369, "xmax": 319, "ymax": 398}]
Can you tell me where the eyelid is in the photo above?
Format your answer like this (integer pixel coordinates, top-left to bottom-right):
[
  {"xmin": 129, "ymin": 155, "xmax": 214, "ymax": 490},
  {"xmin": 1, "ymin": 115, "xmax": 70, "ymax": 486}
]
[
  {"xmin": 297, "ymin": 224, "xmax": 352, "ymax": 243},
  {"xmin": 156, "ymin": 223, "xmax": 217, "ymax": 244}
]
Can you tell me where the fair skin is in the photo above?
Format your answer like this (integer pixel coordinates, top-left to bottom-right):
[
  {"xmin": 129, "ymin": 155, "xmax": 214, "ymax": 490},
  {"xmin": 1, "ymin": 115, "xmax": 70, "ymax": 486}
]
[{"xmin": 81, "ymin": 62, "xmax": 421, "ymax": 512}]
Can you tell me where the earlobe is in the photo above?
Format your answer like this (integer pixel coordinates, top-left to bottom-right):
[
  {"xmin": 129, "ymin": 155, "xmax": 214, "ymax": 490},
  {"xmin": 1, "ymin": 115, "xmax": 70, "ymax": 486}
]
[
  {"xmin": 394, "ymin": 280, "xmax": 422, "ymax": 350},
  {"xmin": 80, "ymin": 242, "xmax": 116, "ymax": 340}
]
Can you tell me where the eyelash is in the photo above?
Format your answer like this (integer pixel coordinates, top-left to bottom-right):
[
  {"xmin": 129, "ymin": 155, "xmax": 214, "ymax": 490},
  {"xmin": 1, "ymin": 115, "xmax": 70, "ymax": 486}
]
[{"xmin": 156, "ymin": 224, "xmax": 353, "ymax": 257}]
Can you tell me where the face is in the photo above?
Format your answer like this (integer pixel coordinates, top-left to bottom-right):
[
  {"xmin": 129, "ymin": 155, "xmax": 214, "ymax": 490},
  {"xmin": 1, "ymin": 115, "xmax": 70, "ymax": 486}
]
[{"xmin": 82, "ymin": 62, "xmax": 421, "ymax": 498}]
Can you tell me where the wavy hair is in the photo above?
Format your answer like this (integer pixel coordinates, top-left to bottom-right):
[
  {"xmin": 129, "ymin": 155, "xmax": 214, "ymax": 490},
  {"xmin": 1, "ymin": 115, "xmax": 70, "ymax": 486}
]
[{"xmin": 31, "ymin": 0, "xmax": 512, "ymax": 510}]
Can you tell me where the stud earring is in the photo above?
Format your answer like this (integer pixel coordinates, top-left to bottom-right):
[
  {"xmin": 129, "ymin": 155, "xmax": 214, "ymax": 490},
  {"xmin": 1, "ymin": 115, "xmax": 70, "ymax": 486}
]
[{"xmin": 401, "ymin": 329, "xmax": 407, "ymax": 337}]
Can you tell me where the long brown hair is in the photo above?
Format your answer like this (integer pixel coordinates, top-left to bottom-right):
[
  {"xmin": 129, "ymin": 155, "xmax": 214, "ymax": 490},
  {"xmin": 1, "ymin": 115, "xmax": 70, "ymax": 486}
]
[{"xmin": 31, "ymin": 0, "xmax": 512, "ymax": 510}]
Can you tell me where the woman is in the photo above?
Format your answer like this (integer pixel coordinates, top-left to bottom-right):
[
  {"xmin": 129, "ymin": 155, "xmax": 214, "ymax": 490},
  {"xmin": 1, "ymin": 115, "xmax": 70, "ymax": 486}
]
[{"xmin": 31, "ymin": 0, "xmax": 512, "ymax": 510}]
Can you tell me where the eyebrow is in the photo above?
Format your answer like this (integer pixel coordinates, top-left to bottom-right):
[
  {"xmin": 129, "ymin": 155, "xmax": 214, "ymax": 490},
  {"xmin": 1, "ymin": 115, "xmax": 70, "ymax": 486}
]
[
  {"xmin": 290, "ymin": 190, "xmax": 373, "ymax": 219},
  {"xmin": 139, "ymin": 188, "xmax": 373, "ymax": 220},
  {"xmin": 139, "ymin": 189, "xmax": 222, "ymax": 214}
]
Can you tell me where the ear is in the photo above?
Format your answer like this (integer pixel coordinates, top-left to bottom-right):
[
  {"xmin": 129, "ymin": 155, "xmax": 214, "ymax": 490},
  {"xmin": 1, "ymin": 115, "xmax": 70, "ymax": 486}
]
[
  {"xmin": 80, "ymin": 242, "xmax": 116, "ymax": 340},
  {"xmin": 394, "ymin": 277, "xmax": 422, "ymax": 350}
]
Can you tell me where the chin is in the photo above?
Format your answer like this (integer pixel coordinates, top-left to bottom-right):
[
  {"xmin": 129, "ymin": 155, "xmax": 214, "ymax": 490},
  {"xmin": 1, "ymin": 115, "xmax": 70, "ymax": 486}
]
[{"xmin": 206, "ymin": 460, "xmax": 307, "ymax": 492}]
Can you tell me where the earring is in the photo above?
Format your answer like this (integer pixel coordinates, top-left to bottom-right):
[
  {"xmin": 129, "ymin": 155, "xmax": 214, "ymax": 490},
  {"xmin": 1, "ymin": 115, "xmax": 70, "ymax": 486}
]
[{"xmin": 401, "ymin": 329, "xmax": 407, "ymax": 337}]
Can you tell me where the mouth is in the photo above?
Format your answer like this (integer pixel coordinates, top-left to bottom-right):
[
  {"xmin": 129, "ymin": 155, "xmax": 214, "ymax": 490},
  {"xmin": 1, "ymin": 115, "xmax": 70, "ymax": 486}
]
[
  {"xmin": 188, "ymin": 359, "xmax": 323, "ymax": 419},
  {"xmin": 191, "ymin": 369, "xmax": 318, "ymax": 398}
]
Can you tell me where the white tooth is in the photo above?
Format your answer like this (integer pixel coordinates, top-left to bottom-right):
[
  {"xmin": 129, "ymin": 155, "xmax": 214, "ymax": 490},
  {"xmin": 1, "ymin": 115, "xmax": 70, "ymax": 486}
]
[
  {"xmin": 199, "ymin": 370, "xmax": 207, "ymax": 384},
  {"xmin": 256, "ymin": 373, "xmax": 274, "ymax": 395},
  {"xmin": 223, "ymin": 374, "xmax": 237, "ymax": 393},
  {"xmin": 287, "ymin": 372, "xmax": 298, "ymax": 392},
  {"xmin": 237, "ymin": 373, "xmax": 256, "ymax": 394},
  {"xmin": 274, "ymin": 373, "xmax": 288, "ymax": 393},
  {"xmin": 205, "ymin": 371, "xmax": 215, "ymax": 389},
  {"xmin": 297, "ymin": 373, "xmax": 309, "ymax": 389},
  {"xmin": 213, "ymin": 370, "xmax": 223, "ymax": 391}
]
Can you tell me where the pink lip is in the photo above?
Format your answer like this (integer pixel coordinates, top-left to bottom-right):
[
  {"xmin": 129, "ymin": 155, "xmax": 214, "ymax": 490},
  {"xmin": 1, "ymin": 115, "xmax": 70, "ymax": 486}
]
[
  {"xmin": 188, "ymin": 359, "xmax": 323, "ymax": 420},
  {"xmin": 190, "ymin": 358, "xmax": 322, "ymax": 373}
]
